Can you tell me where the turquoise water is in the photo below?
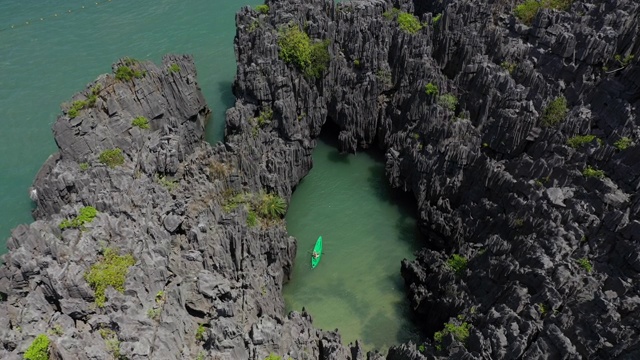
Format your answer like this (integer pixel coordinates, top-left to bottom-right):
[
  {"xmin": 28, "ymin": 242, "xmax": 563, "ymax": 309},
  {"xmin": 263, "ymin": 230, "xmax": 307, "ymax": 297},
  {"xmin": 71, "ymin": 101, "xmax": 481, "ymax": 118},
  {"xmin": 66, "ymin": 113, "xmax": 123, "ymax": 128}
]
[
  {"xmin": 283, "ymin": 137, "xmax": 421, "ymax": 352},
  {"xmin": 0, "ymin": 0, "xmax": 260, "ymax": 253}
]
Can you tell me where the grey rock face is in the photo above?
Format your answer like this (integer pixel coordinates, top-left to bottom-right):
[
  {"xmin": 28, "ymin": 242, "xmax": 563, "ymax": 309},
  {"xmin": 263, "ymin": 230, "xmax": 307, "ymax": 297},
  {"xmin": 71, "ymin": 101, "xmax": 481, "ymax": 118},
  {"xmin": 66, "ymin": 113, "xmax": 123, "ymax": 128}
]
[
  {"xmin": 3, "ymin": 0, "xmax": 640, "ymax": 359},
  {"xmin": 227, "ymin": 0, "xmax": 640, "ymax": 358},
  {"xmin": 0, "ymin": 54, "xmax": 358, "ymax": 359}
]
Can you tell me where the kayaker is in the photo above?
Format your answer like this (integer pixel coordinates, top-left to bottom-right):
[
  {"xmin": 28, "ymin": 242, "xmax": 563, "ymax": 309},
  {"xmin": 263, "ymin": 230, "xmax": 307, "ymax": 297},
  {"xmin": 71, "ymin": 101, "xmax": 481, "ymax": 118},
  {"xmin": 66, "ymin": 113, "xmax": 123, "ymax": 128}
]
[{"xmin": 312, "ymin": 251, "xmax": 319, "ymax": 259}]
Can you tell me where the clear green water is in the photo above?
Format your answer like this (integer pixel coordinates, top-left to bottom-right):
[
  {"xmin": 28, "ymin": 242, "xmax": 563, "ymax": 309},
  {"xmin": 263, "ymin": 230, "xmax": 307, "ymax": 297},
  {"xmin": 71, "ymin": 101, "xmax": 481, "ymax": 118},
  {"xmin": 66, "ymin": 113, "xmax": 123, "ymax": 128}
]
[
  {"xmin": 1, "ymin": 1, "xmax": 422, "ymax": 352},
  {"xmin": 0, "ymin": 0, "xmax": 260, "ymax": 253},
  {"xmin": 283, "ymin": 137, "xmax": 421, "ymax": 352}
]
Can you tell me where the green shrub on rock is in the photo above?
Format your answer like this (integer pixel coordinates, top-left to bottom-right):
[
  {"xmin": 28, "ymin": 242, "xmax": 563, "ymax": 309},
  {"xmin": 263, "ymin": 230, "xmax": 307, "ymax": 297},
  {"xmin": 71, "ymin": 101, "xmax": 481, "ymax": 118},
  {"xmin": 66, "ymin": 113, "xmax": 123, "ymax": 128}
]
[
  {"xmin": 99, "ymin": 148, "xmax": 125, "ymax": 168},
  {"xmin": 258, "ymin": 193, "xmax": 287, "ymax": 220},
  {"xmin": 68, "ymin": 100, "xmax": 88, "ymax": 119},
  {"xmin": 277, "ymin": 25, "xmax": 329, "ymax": 78},
  {"xmin": 577, "ymin": 257, "xmax": 593, "ymax": 272},
  {"xmin": 255, "ymin": 4, "xmax": 269, "ymax": 14},
  {"xmin": 582, "ymin": 165, "xmax": 605, "ymax": 179},
  {"xmin": 515, "ymin": 0, "xmax": 573, "ymax": 25},
  {"xmin": 307, "ymin": 39, "xmax": 331, "ymax": 78},
  {"xmin": 425, "ymin": 82, "xmax": 439, "ymax": 96},
  {"xmin": 59, "ymin": 206, "xmax": 98, "ymax": 230},
  {"xmin": 195, "ymin": 324, "xmax": 206, "ymax": 342},
  {"xmin": 434, "ymin": 321, "xmax": 471, "ymax": 351},
  {"xmin": 614, "ymin": 136, "xmax": 632, "ymax": 150},
  {"xmin": 383, "ymin": 8, "xmax": 423, "ymax": 34},
  {"xmin": 132, "ymin": 116, "xmax": 150, "ymax": 129},
  {"xmin": 438, "ymin": 94, "xmax": 458, "ymax": 111},
  {"xmin": 169, "ymin": 63, "xmax": 180, "ymax": 73},
  {"xmin": 278, "ymin": 25, "xmax": 312, "ymax": 72},
  {"xmin": 115, "ymin": 65, "xmax": 144, "ymax": 81},
  {"xmin": 397, "ymin": 12, "xmax": 422, "ymax": 34},
  {"xmin": 24, "ymin": 334, "xmax": 50, "ymax": 360},
  {"xmin": 446, "ymin": 254, "xmax": 467, "ymax": 276},
  {"xmin": 567, "ymin": 134, "xmax": 597, "ymax": 148},
  {"xmin": 84, "ymin": 248, "xmax": 135, "ymax": 307},
  {"xmin": 541, "ymin": 96, "xmax": 568, "ymax": 127}
]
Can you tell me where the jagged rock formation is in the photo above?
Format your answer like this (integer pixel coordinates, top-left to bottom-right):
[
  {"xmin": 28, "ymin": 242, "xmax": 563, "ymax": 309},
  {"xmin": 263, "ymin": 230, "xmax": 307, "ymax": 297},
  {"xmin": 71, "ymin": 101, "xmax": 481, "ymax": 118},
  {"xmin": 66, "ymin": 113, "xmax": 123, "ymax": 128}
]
[
  {"xmin": 2, "ymin": 0, "xmax": 640, "ymax": 359},
  {"xmin": 0, "ymin": 55, "xmax": 357, "ymax": 359},
  {"xmin": 229, "ymin": 0, "xmax": 640, "ymax": 358}
]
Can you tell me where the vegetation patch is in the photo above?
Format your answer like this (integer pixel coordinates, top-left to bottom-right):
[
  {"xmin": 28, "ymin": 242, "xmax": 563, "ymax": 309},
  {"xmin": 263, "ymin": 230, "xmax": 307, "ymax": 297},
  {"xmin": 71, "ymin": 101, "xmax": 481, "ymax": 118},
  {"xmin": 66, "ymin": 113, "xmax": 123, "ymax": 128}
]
[
  {"xmin": 614, "ymin": 136, "xmax": 632, "ymax": 150},
  {"xmin": 576, "ymin": 257, "xmax": 592, "ymax": 273},
  {"xmin": 84, "ymin": 248, "xmax": 136, "ymax": 307},
  {"xmin": 116, "ymin": 58, "xmax": 145, "ymax": 81},
  {"xmin": 438, "ymin": 93, "xmax": 458, "ymax": 111},
  {"xmin": 582, "ymin": 165, "xmax": 605, "ymax": 179},
  {"xmin": 538, "ymin": 303, "xmax": 548, "ymax": 316},
  {"xmin": 247, "ymin": 210, "xmax": 258, "ymax": 227},
  {"xmin": 425, "ymin": 82, "xmax": 439, "ymax": 96},
  {"xmin": 99, "ymin": 328, "xmax": 122, "ymax": 359},
  {"xmin": 501, "ymin": 61, "xmax": 516, "ymax": 74},
  {"xmin": 541, "ymin": 96, "xmax": 568, "ymax": 127},
  {"xmin": 446, "ymin": 254, "xmax": 468, "ymax": 276},
  {"xmin": 67, "ymin": 85, "xmax": 101, "ymax": 118},
  {"xmin": 567, "ymin": 134, "xmax": 597, "ymax": 148},
  {"xmin": 432, "ymin": 13, "xmax": 442, "ymax": 24},
  {"xmin": 59, "ymin": 206, "xmax": 98, "ymax": 230},
  {"xmin": 397, "ymin": 12, "xmax": 423, "ymax": 34},
  {"xmin": 223, "ymin": 191, "xmax": 287, "ymax": 225},
  {"xmin": 195, "ymin": 324, "xmax": 207, "ymax": 342},
  {"xmin": 514, "ymin": 0, "xmax": 573, "ymax": 25},
  {"xmin": 258, "ymin": 193, "xmax": 287, "ymax": 220},
  {"xmin": 24, "ymin": 334, "xmax": 50, "ymax": 360},
  {"xmin": 265, "ymin": 354, "xmax": 282, "ymax": 360},
  {"xmin": 376, "ymin": 69, "xmax": 392, "ymax": 87},
  {"xmin": 614, "ymin": 54, "xmax": 634, "ymax": 68},
  {"xmin": 278, "ymin": 25, "xmax": 330, "ymax": 78},
  {"xmin": 307, "ymin": 39, "xmax": 331, "ymax": 78},
  {"xmin": 132, "ymin": 116, "xmax": 150, "ymax": 129},
  {"xmin": 99, "ymin": 148, "xmax": 125, "ymax": 168},
  {"xmin": 434, "ymin": 321, "xmax": 471, "ymax": 351},
  {"xmin": 147, "ymin": 307, "xmax": 161, "ymax": 321},
  {"xmin": 68, "ymin": 100, "xmax": 88, "ymax": 119},
  {"xmin": 168, "ymin": 63, "xmax": 180, "ymax": 73},
  {"xmin": 255, "ymin": 4, "xmax": 269, "ymax": 14},
  {"xmin": 48, "ymin": 324, "xmax": 63, "ymax": 336},
  {"xmin": 383, "ymin": 8, "xmax": 423, "ymax": 34},
  {"xmin": 255, "ymin": 107, "xmax": 274, "ymax": 127},
  {"xmin": 209, "ymin": 161, "xmax": 230, "ymax": 179},
  {"xmin": 223, "ymin": 192, "xmax": 248, "ymax": 213},
  {"xmin": 156, "ymin": 174, "xmax": 178, "ymax": 191}
]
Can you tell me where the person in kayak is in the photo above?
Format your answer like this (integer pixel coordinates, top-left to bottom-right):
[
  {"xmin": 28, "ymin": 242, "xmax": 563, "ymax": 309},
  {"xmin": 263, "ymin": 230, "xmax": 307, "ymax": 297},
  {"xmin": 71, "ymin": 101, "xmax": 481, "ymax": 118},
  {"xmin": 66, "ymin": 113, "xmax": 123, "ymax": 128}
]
[{"xmin": 312, "ymin": 251, "xmax": 319, "ymax": 259}]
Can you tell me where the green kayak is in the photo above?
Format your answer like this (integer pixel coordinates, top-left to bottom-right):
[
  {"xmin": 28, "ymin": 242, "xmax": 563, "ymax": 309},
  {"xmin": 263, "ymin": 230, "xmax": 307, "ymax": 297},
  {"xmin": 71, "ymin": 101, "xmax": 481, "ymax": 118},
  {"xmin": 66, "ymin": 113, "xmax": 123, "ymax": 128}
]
[{"xmin": 311, "ymin": 236, "xmax": 322, "ymax": 268}]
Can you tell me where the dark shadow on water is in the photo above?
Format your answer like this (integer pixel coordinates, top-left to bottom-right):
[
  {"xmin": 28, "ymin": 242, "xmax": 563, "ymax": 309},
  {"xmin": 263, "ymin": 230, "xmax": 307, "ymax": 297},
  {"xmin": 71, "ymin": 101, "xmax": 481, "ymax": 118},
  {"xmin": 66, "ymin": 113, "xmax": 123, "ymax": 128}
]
[
  {"xmin": 205, "ymin": 80, "xmax": 235, "ymax": 144},
  {"xmin": 217, "ymin": 80, "xmax": 235, "ymax": 110},
  {"xmin": 319, "ymin": 121, "xmax": 351, "ymax": 164},
  {"xmin": 327, "ymin": 150, "xmax": 351, "ymax": 164},
  {"xmin": 395, "ymin": 213, "xmax": 423, "ymax": 255}
]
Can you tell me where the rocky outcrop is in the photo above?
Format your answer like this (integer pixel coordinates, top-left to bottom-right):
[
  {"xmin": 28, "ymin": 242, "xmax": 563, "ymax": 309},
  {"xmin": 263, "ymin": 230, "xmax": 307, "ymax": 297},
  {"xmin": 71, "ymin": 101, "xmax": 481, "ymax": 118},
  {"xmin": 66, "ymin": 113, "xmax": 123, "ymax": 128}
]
[
  {"xmin": 0, "ymin": 55, "xmax": 358, "ymax": 359},
  {"xmin": 2, "ymin": 0, "xmax": 640, "ymax": 359},
  {"xmin": 228, "ymin": 0, "xmax": 640, "ymax": 358}
]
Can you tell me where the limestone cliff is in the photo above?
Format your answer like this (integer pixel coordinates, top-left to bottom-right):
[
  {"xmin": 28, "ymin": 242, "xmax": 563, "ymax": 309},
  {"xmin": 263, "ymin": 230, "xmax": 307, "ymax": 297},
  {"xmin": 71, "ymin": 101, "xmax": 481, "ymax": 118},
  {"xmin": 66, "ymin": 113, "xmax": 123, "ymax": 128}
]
[
  {"xmin": 2, "ymin": 0, "xmax": 640, "ymax": 359},
  {"xmin": 0, "ymin": 55, "xmax": 354, "ymax": 359},
  {"xmin": 229, "ymin": 0, "xmax": 640, "ymax": 358}
]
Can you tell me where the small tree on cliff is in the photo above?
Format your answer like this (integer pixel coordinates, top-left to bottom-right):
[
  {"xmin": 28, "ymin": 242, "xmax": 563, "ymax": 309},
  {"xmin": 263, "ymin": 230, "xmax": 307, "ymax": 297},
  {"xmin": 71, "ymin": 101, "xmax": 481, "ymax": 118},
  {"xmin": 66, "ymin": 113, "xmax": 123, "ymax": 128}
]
[{"xmin": 278, "ymin": 24, "xmax": 330, "ymax": 78}]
